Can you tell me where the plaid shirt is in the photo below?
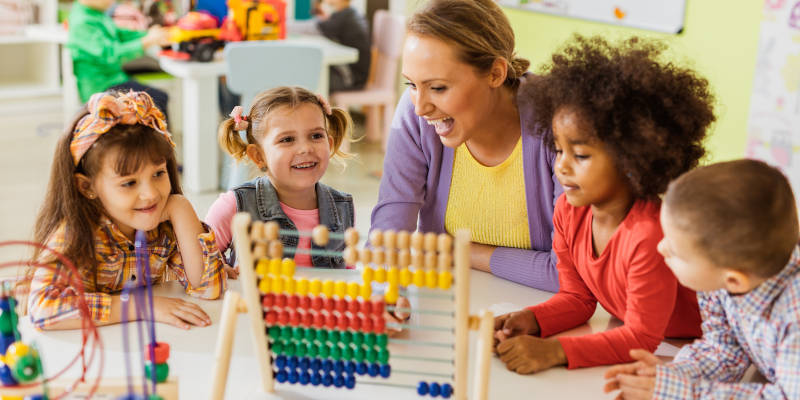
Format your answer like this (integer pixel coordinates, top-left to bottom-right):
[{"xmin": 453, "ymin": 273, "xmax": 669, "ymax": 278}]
[
  {"xmin": 29, "ymin": 217, "xmax": 227, "ymax": 329},
  {"xmin": 653, "ymin": 244, "xmax": 800, "ymax": 399}
]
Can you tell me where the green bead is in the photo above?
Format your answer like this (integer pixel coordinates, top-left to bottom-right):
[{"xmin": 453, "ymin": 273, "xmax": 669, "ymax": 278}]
[
  {"xmin": 285, "ymin": 342, "xmax": 296, "ymax": 357},
  {"xmin": 366, "ymin": 348, "xmax": 377, "ymax": 363},
  {"xmin": 148, "ymin": 395, "xmax": 164, "ymax": 400},
  {"xmin": 144, "ymin": 362, "xmax": 169, "ymax": 383},
  {"xmin": 293, "ymin": 327, "xmax": 305, "ymax": 340},
  {"xmin": 352, "ymin": 332, "xmax": 364, "ymax": 345},
  {"xmin": 341, "ymin": 331, "xmax": 352, "ymax": 344},
  {"xmin": 268, "ymin": 326, "xmax": 280, "ymax": 340},
  {"xmin": 329, "ymin": 330, "xmax": 340, "ymax": 343},
  {"xmin": 377, "ymin": 334, "xmax": 388, "ymax": 348},
  {"xmin": 319, "ymin": 343, "xmax": 330, "ymax": 358},
  {"xmin": 11, "ymin": 353, "xmax": 40, "ymax": 383},
  {"xmin": 318, "ymin": 329, "xmax": 329, "ymax": 343},
  {"xmin": 378, "ymin": 348, "xmax": 390, "ymax": 364},
  {"xmin": 354, "ymin": 346, "xmax": 365, "ymax": 362},
  {"xmin": 305, "ymin": 327, "xmax": 317, "ymax": 342},
  {"xmin": 296, "ymin": 342, "xmax": 308, "ymax": 357},
  {"xmin": 281, "ymin": 326, "xmax": 292, "ymax": 340},
  {"xmin": 365, "ymin": 333, "xmax": 376, "ymax": 346},
  {"xmin": 308, "ymin": 343, "xmax": 319, "ymax": 357},
  {"xmin": 272, "ymin": 340, "xmax": 284, "ymax": 355},
  {"xmin": 342, "ymin": 346, "xmax": 353, "ymax": 361}
]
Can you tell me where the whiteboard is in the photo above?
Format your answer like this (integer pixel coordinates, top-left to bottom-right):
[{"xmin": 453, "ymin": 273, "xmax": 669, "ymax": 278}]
[{"xmin": 497, "ymin": 0, "xmax": 687, "ymax": 34}]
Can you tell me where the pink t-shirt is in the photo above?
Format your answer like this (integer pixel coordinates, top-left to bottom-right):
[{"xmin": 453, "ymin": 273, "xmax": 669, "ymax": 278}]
[{"xmin": 204, "ymin": 191, "xmax": 319, "ymax": 267}]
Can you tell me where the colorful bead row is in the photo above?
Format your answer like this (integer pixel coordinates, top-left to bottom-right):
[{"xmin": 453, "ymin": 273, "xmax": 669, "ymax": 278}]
[
  {"xmin": 258, "ymin": 276, "xmax": 371, "ymax": 300},
  {"xmin": 143, "ymin": 342, "xmax": 170, "ymax": 383},
  {"xmin": 417, "ymin": 381, "xmax": 453, "ymax": 398},
  {"xmin": 274, "ymin": 368, "xmax": 356, "ymax": 388},
  {"xmin": 362, "ymin": 267, "xmax": 453, "ymax": 291},
  {"xmin": 265, "ymin": 310, "xmax": 386, "ymax": 333},
  {"xmin": 255, "ymin": 258, "xmax": 296, "ymax": 278},
  {"xmin": 268, "ymin": 326, "xmax": 389, "ymax": 348},
  {"xmin": 274, "ymin": 356, "xmax": 391, "ymax": 379},
  {"xmin": 270, "ymin": 339, "xmax": 390, "ymax": 364},
  {"xmin": 263, "ymin": 294, "xmax": 386, "ymax": 317}
]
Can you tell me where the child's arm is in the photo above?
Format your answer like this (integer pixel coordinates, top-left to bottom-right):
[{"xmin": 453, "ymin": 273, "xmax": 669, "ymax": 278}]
[
  {"xmin": 163, "ymin": 195, "xmax": 227, "ymax": 299},
  {"xmin": 204, "ymin": 191, "xmax": 237, "ymax": 254}
]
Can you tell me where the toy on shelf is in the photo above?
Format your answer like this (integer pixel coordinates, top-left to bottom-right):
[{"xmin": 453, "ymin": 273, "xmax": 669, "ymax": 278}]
[
  {"xmin": 209, "ymin": 213, "xmax": 495, "ymax": 400},
  {"xmin": 161, "ymin": 0, "xmax": 287, "ymax": 62}
]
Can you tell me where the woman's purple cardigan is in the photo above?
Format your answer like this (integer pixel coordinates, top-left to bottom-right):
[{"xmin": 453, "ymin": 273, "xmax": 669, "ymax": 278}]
[{"xmin": 370, "ymin": 76, "xmax": 563, "ymax": 292}]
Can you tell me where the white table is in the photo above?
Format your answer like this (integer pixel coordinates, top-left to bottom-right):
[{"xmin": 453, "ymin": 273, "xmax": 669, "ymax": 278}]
[
  {"xmin": 17, "ymin": 270, "xmax": 673, "ymax": 400},
  {"xmin": 159, "ymin": 36, "xmax": 358, "ymax": 193}
]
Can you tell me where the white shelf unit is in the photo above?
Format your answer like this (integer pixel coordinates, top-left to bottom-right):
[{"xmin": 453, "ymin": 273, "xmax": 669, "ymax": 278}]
[{"xmin": 0, "ymin": 0, "xmax": 60, "ymax": 100}]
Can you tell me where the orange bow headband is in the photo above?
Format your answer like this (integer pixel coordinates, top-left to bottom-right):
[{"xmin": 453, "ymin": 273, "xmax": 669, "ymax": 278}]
[{"xmin": 70, "ymin": 91, "xmax": 175, "ymax": 166}]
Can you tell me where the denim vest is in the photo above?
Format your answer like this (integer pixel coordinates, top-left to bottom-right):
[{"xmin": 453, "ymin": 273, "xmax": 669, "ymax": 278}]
[{"xmin": 231, "ymin": 177, "xmax": 354, "ymax": 268}]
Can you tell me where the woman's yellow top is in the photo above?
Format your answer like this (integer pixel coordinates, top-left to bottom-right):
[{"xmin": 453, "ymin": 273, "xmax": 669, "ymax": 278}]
[{"xmin": 444, "ymin": 137, "xmax": 532, "ymax": 249}]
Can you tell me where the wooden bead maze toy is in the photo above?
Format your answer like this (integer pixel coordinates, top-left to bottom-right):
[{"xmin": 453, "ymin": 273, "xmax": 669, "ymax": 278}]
[{"xmin": 210, "ymin": 213, "xmax": 495, "ymax": 400}]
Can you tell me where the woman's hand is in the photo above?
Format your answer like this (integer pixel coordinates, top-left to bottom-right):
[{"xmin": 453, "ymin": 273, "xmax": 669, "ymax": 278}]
[
  {"xmin": 470, "ymin": 243, "xmax": 496, "ymax": 273},
  {"xmin": 153, "ymin": 296, "xmax": 211, "ymax": 330},
  {"xmin": 603, "ymin": 349, "xmax": 660, "ymax": 400},
  {"xmin": 495, "ymin": 336, "xmax": 566, "ymax": 374},
  {"xmin": 494, "ymin": 308, "xmax": 540, "ymax": 344},
  {"xmin": 224, "ymin": 264, "xmax": 239, "ymax": 279},
  {"xmin": 379, "ymin": 295, "xmax": 411, "ymax": 337}
]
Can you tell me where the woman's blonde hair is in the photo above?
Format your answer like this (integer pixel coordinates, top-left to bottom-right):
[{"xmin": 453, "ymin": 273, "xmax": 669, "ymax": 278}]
[
  {"xmin": 408, "ymin": 0, "xmax": 529, "ymax": 89},
  {"xmin": 218, "ymin": 86, "xmax": 352, "ymax": 163}
]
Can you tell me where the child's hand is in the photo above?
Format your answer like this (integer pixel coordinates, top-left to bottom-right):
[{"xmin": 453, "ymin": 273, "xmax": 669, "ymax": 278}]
[
  {"xmin": 495, "ymin": 335, "xmax": 566, "ymax": 374},
  {"xmin": 142, "ymin": 25, "xmax": 170, "ymax": 48},
  {"xmin": 153, "ymin": 296, "xmax": 211, "ymax": 329},
  {"xmin": 159, "ymin": 194, "xmax": 187, "ymax": 223},
  {"xmin": 603, "ymin": 349, "xmax": 661, "ymax": 399},
  {"xmin": 378, "ymin": 295, "xmax": 411, "ymax": 337},
  {"xmin": 494, "ymin": 309, "xmax": 540, "ymax": 344},
  {"xmin": 224, "ymin": 264, "xmax": 239, "ymax": 279}
]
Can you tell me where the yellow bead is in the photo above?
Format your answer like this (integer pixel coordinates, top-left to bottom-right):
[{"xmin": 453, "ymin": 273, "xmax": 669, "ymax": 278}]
[
  {"xmin": 297, "ymin": 278, "xmax": 309, "ymax": 296},
  {"xmin": 413, "ymin": 269, "xmax": 425, "ymax": 287},
  {"xmin": 284, "ymin": 276, "xmax": 296, "ymax": 295},
  {"xmin": 374, "ymin": 267, "xmax": 386, "ymax": 283},
  {"xmin": 269, "ymin": 258, "xmax": 281, "ymax": 276},
  {"xmin": 255, "ymin": 259, "xmax": 269, "ymax": 277},
  {"xmin": 258, "ymin": 276, "xmax": 271, "ymax": 294},
  {"xmin": 272, "ymin": 275, "xmax": 284, "ymax": 294},
  {"xmin": 310, "ymin": 279, "xmax": 322, "ymax": 296},
  {"xmin": 7, "ymin": 342, "xmax": 30, "ymax": 360},
  {"xmin": 438, "ymin": 270, "xmax": 453, "ymax": 290},
  {"xmin": 387, "ymin": 266, "xmax": 399, "ymax": 286},
  {"xmin": 425, "ymin": 269, "xmax": 438, "ymax": 288},
  {"xmin": 335, "ymin": 280, "xmax": 347, "ymax": 298},
  {"xmin": 361, "ymin": 267, "xmax": 374, "ymax": 284},
  {"xmin": 322, "ymin": 280, "xmax": 335, "ymax": 298},
  {"xmin": 359, "ymin": 283, "xmax": 372, "ymax": 299},
  {"xmin": 384, "ymin": 284, "xmax": 399, "ymax": 304},
  {"xmin": 347, "ymin": 282, "xmax": 360, "ymax": 299},
  {"xmin": 400, "ymin": 268, "xmax": 412, "ymax": 287},
  {"xmin": 281, "ymin": 258, "xmax": 296, "ymax": 277}
]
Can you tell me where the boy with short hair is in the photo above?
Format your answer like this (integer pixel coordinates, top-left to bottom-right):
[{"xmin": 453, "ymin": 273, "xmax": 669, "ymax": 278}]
[{"xmin": 604, "ymin": 159, "xmax": 800, "ymax": 399}]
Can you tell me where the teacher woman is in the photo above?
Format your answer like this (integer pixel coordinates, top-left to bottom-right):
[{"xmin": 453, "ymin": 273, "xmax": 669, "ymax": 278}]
[{"xmin": 370, "ymin": 0, "xmax": 562, "ymax": 291}]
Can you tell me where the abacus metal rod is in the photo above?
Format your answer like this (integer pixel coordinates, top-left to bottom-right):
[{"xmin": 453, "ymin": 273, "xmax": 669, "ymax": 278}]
[
  {"xmin": 390, "ymin": 354, "xmax": 454, "ymax": 364},
  {"xmin": 390, "ymin": 370, "xmax": 453, "ymax": 379},
  {"xmin": 386, "ymin": 306, "xmax": 454, "ymax": 317},
  {"xmin": 278, "ymin": 229, "xmax": 346, "ymax": 239},
  {"xmin": 388, "ymin": 338, "xmax": 454, "ymax": 348},
  {"xmin": 355, "ymin": 381, "xmax": 418, "ymax": 389},
  {"xmin": 282, "ymin": 247, "xmax": 342, "ymax": 258},
  {"xmin": 386, "ymin": 323, "xmax": 453, "ymax": 332}
]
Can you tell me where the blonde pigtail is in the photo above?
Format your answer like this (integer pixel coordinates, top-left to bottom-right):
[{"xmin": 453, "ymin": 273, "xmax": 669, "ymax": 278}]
[
  {"xmin": 326, "ymin": 106, "xmax": 354, "ymax": 159},
  {"xmin": 218, "ymin": 117, "xmax": 250, "ymax": 161}
]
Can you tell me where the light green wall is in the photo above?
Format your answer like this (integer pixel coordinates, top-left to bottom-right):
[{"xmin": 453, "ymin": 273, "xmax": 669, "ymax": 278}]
[{"xmin": 505, "ymin": 1, "xmax": 763, "ymax": 163}]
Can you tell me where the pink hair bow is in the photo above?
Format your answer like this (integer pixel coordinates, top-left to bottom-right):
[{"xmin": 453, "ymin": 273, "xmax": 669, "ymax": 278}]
[{"xmin": 230, "ymin": 106, "xmax": 249, "ymax": 131}]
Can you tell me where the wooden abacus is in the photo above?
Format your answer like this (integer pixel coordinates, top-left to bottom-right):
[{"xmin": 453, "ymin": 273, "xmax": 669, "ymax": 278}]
[{"xmin": 210, "ymin": 212, "xmax": 494, "ymax": 400}]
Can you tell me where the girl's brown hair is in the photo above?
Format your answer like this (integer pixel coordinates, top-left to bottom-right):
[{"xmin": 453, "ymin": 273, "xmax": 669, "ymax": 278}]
[
  {"xmin": 218, "ymin": 86, "xmax": 352, "ymax": 163},
  {"xmin": 408, "ymin": 0, "xmax": 529, "ymax": 89},
  {"xmin": 32, "ymin": 106, "xmax": 181, "ymax": 280}
]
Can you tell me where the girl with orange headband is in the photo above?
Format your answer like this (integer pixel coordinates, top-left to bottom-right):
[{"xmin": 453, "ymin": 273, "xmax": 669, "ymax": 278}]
[{"xmin": 28, "ymin": 90, "xmax": 228, "ymax": 330}]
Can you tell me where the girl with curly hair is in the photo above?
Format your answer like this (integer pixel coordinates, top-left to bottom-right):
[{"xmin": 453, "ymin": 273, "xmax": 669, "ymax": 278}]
[{"xmin": 493, "ymin": 35, "xmax": 715, "ymax": 373}]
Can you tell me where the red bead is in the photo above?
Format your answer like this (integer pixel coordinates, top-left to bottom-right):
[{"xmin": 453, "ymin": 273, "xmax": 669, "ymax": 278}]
[
  {"xmin": 359, "ymin": 300, "xmax": 372, "ymax": 316},
  {"xmin": 335, "ymin": 298, "xmax": 347, "ymax": 314},
  {"xmin": 313, "ymin": 312, "xmax": 325, "ymax": 328},
  {"xmin": 361, "ymin": 315, "xmax": 373, "ymax": 333},
  {"xmin": 337, "ymin": 315, "xmax": 349, "ymax": 331},
  {"xmin": 288, "ymin": 295, "xmax": 299, "ymax": 309},
  {"xmin": 278, "ymin": 310, "xmax": 289, "ymax": 325},
  {"xmin": 372, "ymin": 299, "xmax": 384, "ymax": 316},
  {"xmin": 302, "ymin": 312, "xmax": 314, "ymax": 327},
  {"xmin": 323, "ymin": 297, "xmax": 335, "ymax": 312},
  {"xmin": 373, "ymin": 315, "xmax": 386, "ymax": 333},
  {"xmin": 289, "ymin": 310, "xmax": 301, "ymax": 326},
  {"xmin": 299, "ymin": 296, "xmax": 311, "ymax": 310},
  {"xmin": 276, "ymin": 294, "xmax": 287, "ymax": 308},
  {"xmin": 265, "ymin": 311, "xmax": 277, "ymax": 325},
  {"xmin": 262, "ymin": 293, "xmax": 275, "ymax": 308},
  {"xmin": 325, "ymin": 314, "xmax": 337, "ymax": 329},
  {"xmin": 349, "ymin": 315, "xmax": 361, "ymax": 331},
  {"xmin": 311, "ymin": 296, "xmax": 323, "ymax": 311},
  {"xmin": 347, "ymin": 299, "xmax": 359, "ymax": 314},
  {"xmin": 144, "ymin": 342, "xmax": 170, "ymax": 364}
]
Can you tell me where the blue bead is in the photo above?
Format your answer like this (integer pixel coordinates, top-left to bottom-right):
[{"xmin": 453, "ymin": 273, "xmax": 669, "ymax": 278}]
[
  {"xmin": 311, "ymin": 359, "xmax": 322, "ymax": 371},
  {"xmin": 345, "ymin": 361, "xmax": 356, "ymax": 374},
  {"xmin": 24, "ymin": 395, "xmax": 47, "ymax": 400},
  {"xmin": 417, "ymin": 381, "xmax": 429, "ymax": 395},
  {"xmin": 368, "ymin": 363, "xmax": 379, "ymax": 377},
  {"xmin": 322, "ymin": 360, "xmax": 334, "ymax": 373},
  {"xmin": 300, "ymin": 371, "xmax": 310, "ymax": 385},
  {"xmin": 276, "ymin": 370, "xmax": 288, "ymax": 383},
  {"xmin": 288, "ymin": 371, "xmax": 299, "ymax": 384},
  {"xmin": 0, "ymin": 334, "xmax": 14, "ymax": 354},
  {"xmin": 345, "ymin": 375, "xmax": 356, "ymax": 389},
  {"xmin": 323, "ymin": 373, "xmax": 334, "ymax": 387},
  {"xmin": 288, "ymin": 356, "xmax": 299, "ymax": 369},
  {"xmin": 333, "ymin": 360, "xmax": 344, "ymax": 374},
  {"xmin": 441, "ymin": 383, "xmax": 453, "ymax": 398},
  {"xmin": 334, "ymin": 375, "xmax": 344, "ymax": 388},
  {"xmin": 275, "ymin": 355, "xmax": 287, "ymax": 369},
  {"xmin": 311, "ymin": 372, "xmax": 322, "ymax": 386},
  {"xmin": 380, "ymin": 364, "xmax": 391, "ymax": 378},
  {"xmin": 0, "ymin": 363, "xmax": 17, "ymax": 386},
  {"xmin": 356, "ymin": 362, "xmax": 367, "ymax": 375},
  {"xmin": 431, "ymin": 382, "xmax": 441, "ymax": 397},
  {"xmin": 299, "ymin": 357, "xmax": 310, "ymax": 371}
]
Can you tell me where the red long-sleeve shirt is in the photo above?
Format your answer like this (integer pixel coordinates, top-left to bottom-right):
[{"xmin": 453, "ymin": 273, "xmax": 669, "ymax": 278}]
[{"xmin": 528, "ymin": 195, "xmax": 701, "ymax": 369}]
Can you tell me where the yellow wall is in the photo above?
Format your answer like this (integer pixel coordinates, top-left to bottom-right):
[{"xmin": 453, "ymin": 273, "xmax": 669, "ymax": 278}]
[{"xmin": 505, "ymin": 1, "xmax": 763, "ymax": 163}]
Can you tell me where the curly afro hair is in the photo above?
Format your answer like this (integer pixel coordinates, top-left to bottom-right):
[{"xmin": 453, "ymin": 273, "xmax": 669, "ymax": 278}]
[{"xmin": 526, "ymin": 35, "xmax": 716, "ymax": 198}]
